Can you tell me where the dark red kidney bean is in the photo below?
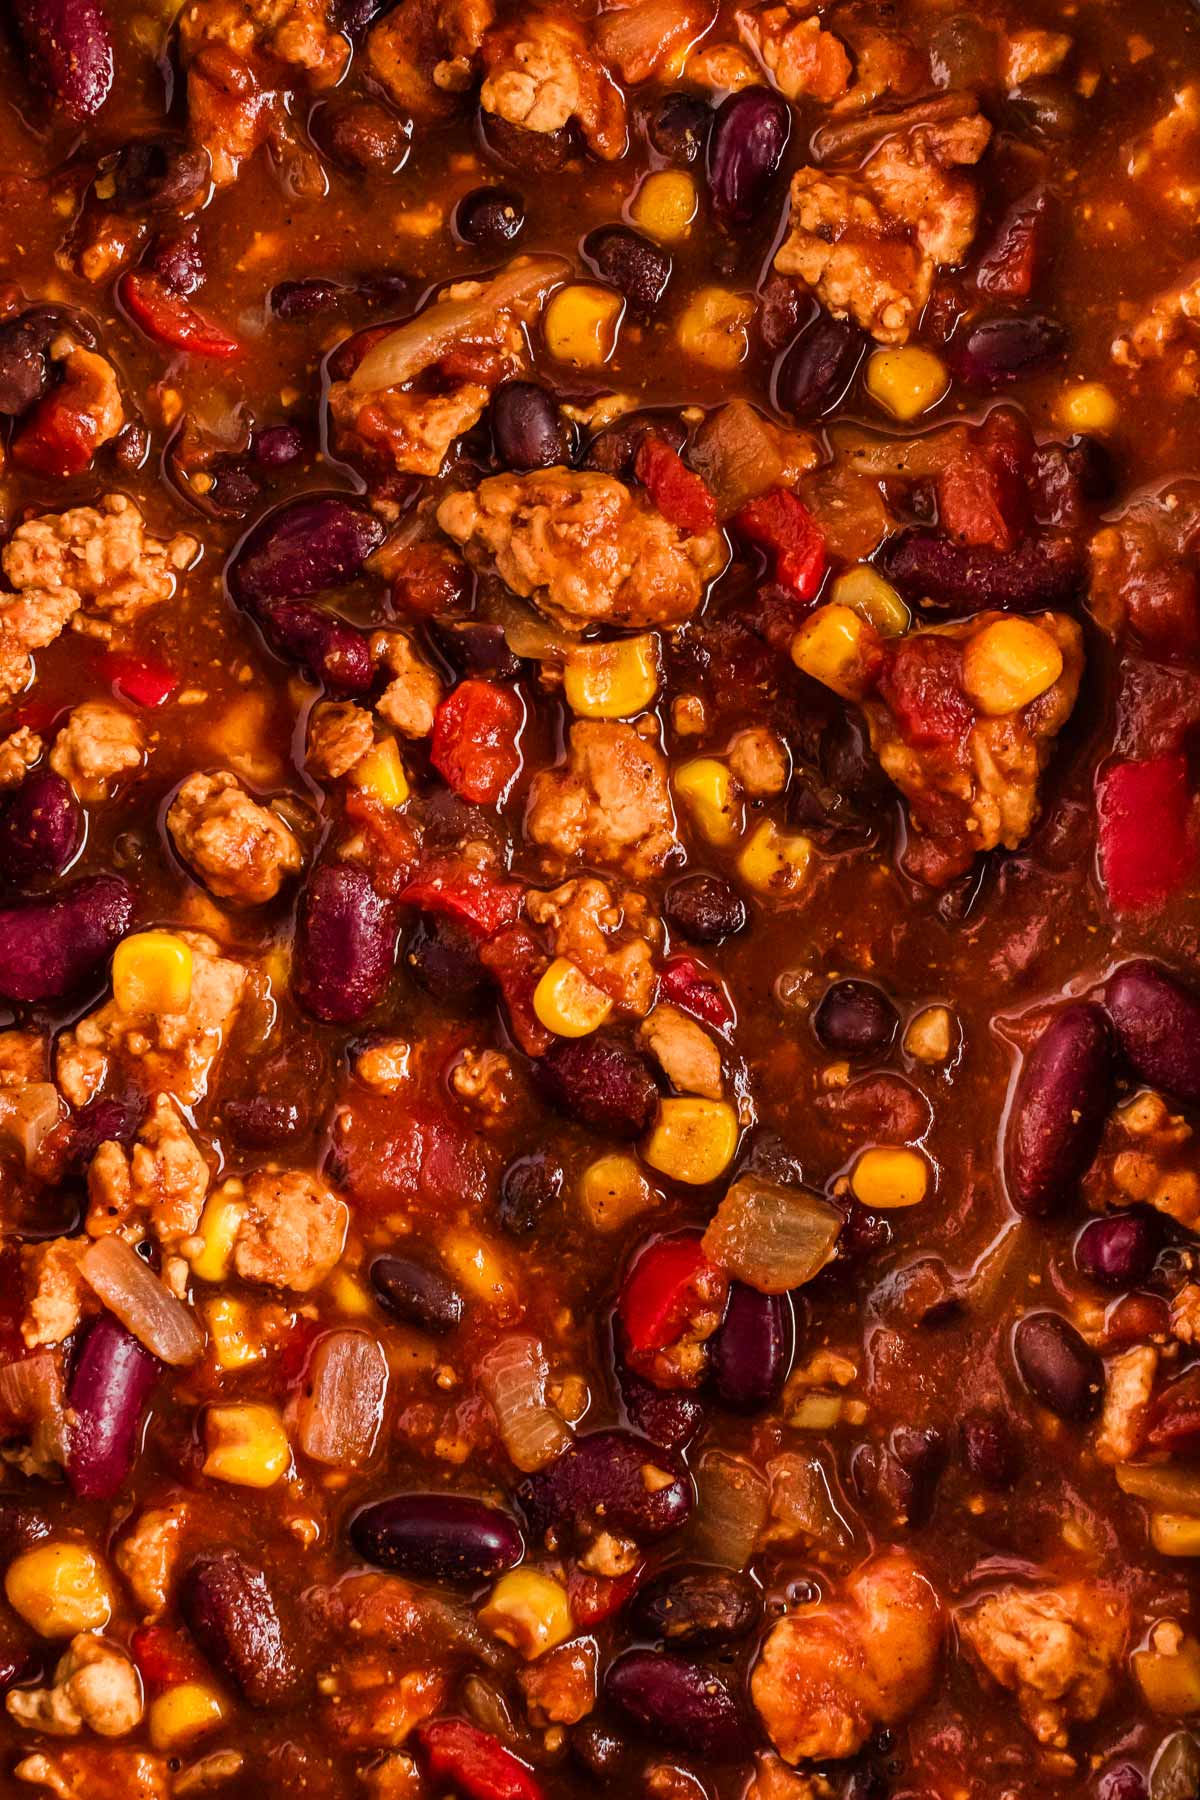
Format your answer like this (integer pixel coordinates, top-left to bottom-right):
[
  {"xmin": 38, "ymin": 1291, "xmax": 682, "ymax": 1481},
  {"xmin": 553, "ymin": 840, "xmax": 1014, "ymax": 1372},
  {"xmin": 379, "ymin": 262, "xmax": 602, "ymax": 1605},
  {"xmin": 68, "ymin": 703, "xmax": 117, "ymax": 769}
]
[
  {"xmin": 253, "ymin": 424, "xmax": 304, "ymax": 468},
  {"xmin": 881, "ymin": 529, "xmax": 1084, "ymax": 614},
  {"xmin": 230, "ymin": 495, "xmax": 385, "ymax": 610},
  {"xmin": 181, "ymin": 1551, "xmax": 298, "ymax": 1707},
  {"xmin": 294, "ymin": 864, "xmax": 397, "ymax": 1024},
  {"xmin": 497, "ymin": 1152, "xmax": 562, "ymax": 1237},
  {"xmin": 711, "ymin": 1285, "xmax": 793, "ymax": 1412},
  {"xmin": 454, "ymin": 184, "xmax": 526, "ymax": 250},
  {"xmin": 1005, "ymin": 1003, "xmax": 1113, "ymax": 1218},
  {"xmin": 537, "ymin": 1036, "xmax": 660, "ymax": 1139},
  {"xmin": 1107, "ymin": 960, "xmax": 1200, "ymax": 1105},
  {"xmin": 0, "ymin": 319, "xmax": 51, "ymax": 416},
  {"xmin": 959, "ymin": 1408, "xmax": 1020, "ymax": 1490},
  {"xmin": 114, "ymin": 420, "xmax": 153, "ymax": 473},
  {"xmin": 571, "ymin": 1719, "xmax": 631, "ymax": 1781},
  {"xmin": 518, "ymin": 1429, "xmax": 691, "ymax": 1543},
  {"xmin": 952, "ymin": 313, "xmax": 1068, "ymax": 386},
  {"xmin": 604, "ymin": 1650, "xmax": 746, "ymax": 1761},
  {"xmin": 585, "ymin": 409, "xmax": 686, "ymax": 480},
  {"xmin": 776, "ymin": 311, "xmax": 864, "ymax": 417},
  {"xmin": 647, "ymin": 92, "xmax": 710, "ymax": 163},
  {"xmin": 619, "ymin": 1362, "xmax": 704, "ymax": 1451},
  {"xmin": 13, "ymin": 0, "xmax": 114, "ymax": 120},
  {"xmin": 812, "ymin": 980, "xmax": 898, "ymax": 1058},
  {"xmin": 321, "ymin": 99, "xmax": 410, "ymax": 173},
  {"xmin": 633, "ymin": 1568, "xmax": 761, "ymax": 1648},
  {"xmin": 221, "ymin": 1037, "xmax": 326, "ymax": 1148},
  {"xmin": 1031, "ymin": 435, "xmax": 1113, "ymax": 530},
  {"xmin": 260, "ymin": 600, "xmax": 374, "ymax": 695},
  {"xmin": 489, "ymin": 381, "xmax": 575, "ymax": 472},
  {"xmin": 0, "ymin": 1500, "xmax": 50, "ymax": 1558},
  {"xmin": 1013, "ymin": 1311, "xmax": 1103, "ymax": 1422},
  {"xmin": 207, "ymin": 460, "xmax": 261, "ymax": 519},
  {"xmin": 271, "ymin": 277, "xmax": 345, "ymax": 319},
  {"xmin": 350, "ymin": 1493, "xmax": 523, "ymax": 1580},
  {"xmin": 65, "ymin": 1314, "xmax": 159, "ymax": 1501},
  {"xmin": 707, "ymin": 87, "xmax": 790, "ymax": 226},
  {"xmin": 479, "ymin": 112, "xmax": 569, "ymax": 174},
  {"xmin": 664, "ymin": 875, "xmax": 747, "ymax": 944},
  {"xmin": 429, "ymin": 620, "xmax": 522, "ymax": 682},
  {"xmin": 370, "ymin": 1255, "xmax": 464, "ymax": 1334},
  {"xmin": 405, "ymin": 912, "xmax": 489, "ymax": 1009},
  {"xmin": 1098, "ymin": 1765, "xmax": 1147, "ymax": 1800},
  {"xmin": 1075, "ymin": 1211, "xmax": 1160, "ymax": 1289},
  {"xmin": 0, "ymin": 875, "xmax": 133, "ymax": 1004},
  {"xmin": 110, "ymin": 136, "xmax": 209, "ymax": 213},
  {"xmin": 0, "ymin": 773, "xmax": 81, "ymax": 885},
  {"xmin": 853, "ymin": 1425, "xmax": 944, "ymax": 1529},
  {"xmin": 582, "ymin": 226, "xmax": 671, "ymax": 317},
  {"xmin": 220, "ymin": 1093, "xmax": 308, "ymax": 1147},
  {"xmin": 147, "ymin": 228, "xmax": 204, "ymax": 296}
]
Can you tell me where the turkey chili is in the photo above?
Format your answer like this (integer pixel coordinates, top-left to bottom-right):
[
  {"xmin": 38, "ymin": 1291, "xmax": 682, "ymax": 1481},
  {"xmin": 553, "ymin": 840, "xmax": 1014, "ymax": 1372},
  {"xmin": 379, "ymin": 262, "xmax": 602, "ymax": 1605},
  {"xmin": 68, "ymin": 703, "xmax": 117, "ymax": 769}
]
[{"xmin": 0, "ymin": 0, "xmax": 1198, "ymax": 1795}]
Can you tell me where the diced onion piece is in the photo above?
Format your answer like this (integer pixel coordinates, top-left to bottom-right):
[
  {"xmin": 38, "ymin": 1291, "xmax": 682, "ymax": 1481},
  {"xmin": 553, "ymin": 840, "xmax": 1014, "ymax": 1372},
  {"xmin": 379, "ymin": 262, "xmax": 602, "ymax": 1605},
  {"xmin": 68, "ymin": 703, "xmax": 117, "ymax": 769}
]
[
  {"xmin": 689, "ymin": 1449, "xmax": 768, "ymax": 1568},
  {"xmin": 297, "ymin": 1328, "xmax": 389, "ymax": 1468},
  {"xmin": 1117, "ymin": 1463, "xmax": 1200, "ymax": 1514},
  {"xmin": 79, "ymin": 1237, "xmax": 204, "ymax": 1368},
  {"xmin": 477, "ymin": 1332, "xmax": 573, "ymax": 1473},
  {"xmin": 811, "ymin": 90, "xmax": 976, "ymax": 166},
  {"xmin": 0, "ymin": 1351, "xmax": 66, "ymax": 1475},
  {"xmin": 597, "ymin": 0, "xmax": 716, "ymax": 82},
  {"xmin": 348, "ymin": 257, "xmax": 569, "ymax": 396},
  {"xmin": 830, "ymin": 422, "xmax": 967, "ymax": 481},
  {"xmin": 484, "ymin": 592, "xmax": 578, "ymax": 663},
  {"xmin": 0, "ymin": 1084, "xmax": 64, "ymax": 1168},
  {"xmin": 702, "ymin": 1175, "xmax": 842, "ymax": 1293},
  {"xmin": 691, "ymin": 401, "xmax": 793, "ymax": 520}
]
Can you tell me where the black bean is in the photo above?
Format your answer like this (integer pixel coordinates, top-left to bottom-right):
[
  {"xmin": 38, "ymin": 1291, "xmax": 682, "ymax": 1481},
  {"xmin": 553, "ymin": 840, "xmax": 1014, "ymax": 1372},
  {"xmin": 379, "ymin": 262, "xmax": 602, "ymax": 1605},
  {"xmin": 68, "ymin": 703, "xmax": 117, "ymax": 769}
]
[
  {"xmin": 1013, "ymin": 1311, "xmax": 1103, "ymax": 1422},
  {"xmin": 428, "ymin": 620, "xmax": 522, "ymax": 682},
  {"xmin": 633, "ymin": 1568, "xmax": 761, "ymax": 1648},
  {"xmin": 812, "ymin": 980, "xmax": 899, "ymax": 1058},
  {"xmin": 1004, "ymin": 1003, "xmax": 1114, "ymax": 1217},
  {"xmin": 405, "ymin": 912, "xmax": 489, "ymax": 1009},
  {"xmin": 454, "ymin": 184, "xmax": 526, "ymax": 250},
  {"xmin": 497, "ymin": 1152, "xmax": 562, "ymax": 1237},
  {"xmin": 646, "ymin": 92, "xmax": 710, "ymax": 164},
  {"xmin": 351, "ymin": 1493, "xmax": 523, "ymax": 1580},
  {"xmin": 664, "ymin": 875, "xmax": 746, "ymax": 944},
  {"xmin": 479, "ymin": 113, "xmax": 569, "ymax": 174},
  {"xmin": 370, "ymin": 1255, "xmax": 464, "ymax": 1334},
  {"xmin": 146, "ymin": 229, "xmax": 204, "ymax": 296},
  {"xmin": 572, "ymin": 1719, "xmax": 631, "ymax": 1780},
  {"xmin": 0, "ymin": 318, "xmax": 51, "ymax": 416},
  {"xmin": 583, "ymin": 226, "xmax": 671, "ymax": 318},
  {"xmin": 618, "ymin": 1362, "xmax": 704, "ymax": 1451},
  {"xmin": 776, "ymin": 311, "xmax": 864, "ymax": 417},
  {"xmin": 489, "ymin": 380, "xmax": 575, "ymax": 472},
  {"xmin": 959, "ymin": 1409, "xmax": 1020, "ymax": 1490},
  {"xmin": 321, "ymin": 99, "xmax": 410, "ymax": 173},
  {"xmin": 1106, "ymin": 960, "xmax": 1200, "ymax": 1105}
]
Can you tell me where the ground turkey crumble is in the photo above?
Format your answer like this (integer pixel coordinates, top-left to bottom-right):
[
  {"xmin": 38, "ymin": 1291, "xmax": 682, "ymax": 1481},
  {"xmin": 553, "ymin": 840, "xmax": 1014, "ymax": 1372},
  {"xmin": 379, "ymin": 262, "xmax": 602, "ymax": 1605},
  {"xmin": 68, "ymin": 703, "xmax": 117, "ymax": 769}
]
[
  {"xmin": 527, "ymin": 720, "xmax": 680, "ymax": 879},
  {"xmin": 167, "ymin": 770, "xmax": 303, "ymax": 904},
  {"xmin": 49, "ymin": 702, "xmax": 143, "ymax": 801},
  {"xmin": 958, "ymin": 1581, "xmax": 1128, "ymax": 1747},
  {"xmin": 233, "ymin": 1168, "xmax": 347, "ymax": 1291}
]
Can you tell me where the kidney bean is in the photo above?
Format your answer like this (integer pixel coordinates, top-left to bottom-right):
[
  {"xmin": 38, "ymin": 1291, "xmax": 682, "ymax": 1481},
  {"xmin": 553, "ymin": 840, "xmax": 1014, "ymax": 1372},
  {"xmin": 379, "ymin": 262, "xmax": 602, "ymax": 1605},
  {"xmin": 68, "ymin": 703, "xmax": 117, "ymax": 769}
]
[
  {"xmin": 489, "ymin": 381, "xmax": 575, "ymax": 472},
  {"xmin": 0, "ymin": 773, "xmax": 81, "ymax": 886},
  {"xmin": 776, "ymin": 311, "xmax": 864, "ymax": 417},
  {"xmin": 711, "ymin": 1284, "xmax": 793, "ymax": 1412},
  {"xmin": 536, "ymin": 1036, "xmax": 660, "ymax": 1139},
  {"xmin": 428, "ymin": 620, "xmax": 522, "ymax": 682},
  {"xmin": 351, "ymin": 1493, "xmax": 523, "ymax": 1580},
  {"xmin": 707, "ymin": 87, "xmax": 790, "ymax": 226},
  {"xmin": 604, "ymin": 1650, "xmax": 746, "ymax": 1761},
  {"xmin": 222, "ymin": 1036, "xmax": 327, "ymax": 1148},
  {"xmin": 1008, "ymin": 79, "xmax": 1083, "ymax": 142},
  {"xmin": 583, "ymin": 226, "xmax": 671, "ymax": 318},
  {"xmin": 1106, "ymin": 959, "xmax": 1200, "ymax": 1104},
  {"xmin": 253, "ymin": 424, "xmax": 304, "ymax": 468},
  {"xmin": 812, "ymin": 979, "xmax": 899, "ymax": 1058},
  {"xmin": 13, "ymin": 0, "xmax": 114, "ymax": 120},
  {"xmin": 230, "ymin": 495, "xmax": 385, "ymax": 610},
  {"xmin": 146, "ymin": 228, "xmax": 204, "ymax": 296},
  {"xmin": 182, "ymin": 1551, "xmax": 298, "ymax": 1707},
  {"xmin": 585, "ymin": 410, "xmax": 686, "ymax": 481},
  {"xmin": 881, "ymin": 528, "xmax": 1084, "ymax": 614},
  {"xmin": 1004, "ymin": 1003, "xmax": 1114, "ymax": 1217},
  {"xmin": 518, "ymin": 1429, "xmax": 691, "ymax": 1543},
  {"xmin": 270, "ymin": 278, "xmax": 344, "ymax": 319},
  {"xmin": 647, "ymin": 92, "xmax": 710, "ymax": 163},
  {"xmin": 1099, "ymin": 1765, "xmax": 1148, "ymax": 1800},
  {"xmin": 0, "ymin": 874, "xmax": 134, "ymax": 1004},
  {"xmin": 619, "ymin": 1363, "xmax": 704, "ymax": 1451},
  {"xmin": 572, "ymin": 1718, "xmax": 631, "ymax": 1781},
  {"xmin": 260, "ymin": 600, "xmax": 374, "ymax": 695},
  {"xmin": 634, "ymin": 1568, "xmax": 761, "ymax": 1648},
  {"xmin": 664, "ymin": 875, "xmax": 746, "ymax": 944},
  {"xmin": 1031, "ymin": 435, "xmax": 1113, "ymax": 529},
  {"xmin": 959, "ymin": 1408, "xmax": 1020, "ymax": 1490},
  {"xmin": 1075, "ymin": 1211, "xmax": 1160, "ymax": 1289},
  {"xmin": 405, "ymin": 912, "xmax": 489, "ymax": 1009},
  {"xmin": 0, "ymin": 320, "xmax": 51, "ymax": 416},
  {"xmin": 1013, "ymin": 1311, "xmax": 1103, "ymax": 1422},
  {"xmin": 293, "ymin": 864, "xmax": 397, "ymax": 1024},
  {"xmin": 65, "ymin": 1313, "xmax": 159, "ymax": 1501},
  {"xmin": 454, "ymin": 184, "xmax": 526, "ymax": 249},
  {"xmin": 370, "ymin": 1254, "xmax": 464, "ymax": 1334},
  {"xmin": 111, "ymin": 136, "xmax": 209, "ymax": 213},
  {"xmin": 497, "ymin": 1152, "xmax": 563, "ymax": 1238},
  {"xmin": 55, "ymin": 1093, "xmax": 145, "ymax": 1176},
  {"xmin": 855, "ymin": 1426, "xmax": 944, "ymax": 1528},
  {"xmin": 952, "ymin": 314, "xmax": 1068, "ymax": 386}
]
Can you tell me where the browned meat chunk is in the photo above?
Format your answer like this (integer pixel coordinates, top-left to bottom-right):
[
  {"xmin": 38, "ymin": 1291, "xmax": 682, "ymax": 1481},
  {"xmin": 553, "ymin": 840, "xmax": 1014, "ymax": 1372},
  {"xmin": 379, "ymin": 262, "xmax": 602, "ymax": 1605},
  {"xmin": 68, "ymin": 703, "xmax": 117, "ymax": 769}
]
[
  {"xmin": 178, "ymin": 0, "xmax": 350, "ymax": 83},
  {"xmin": 86, "ymin": 1096, "xmax": 211, "ymax": 1247},
  {"xmin": 525, "ymin": 877, "xmax": 658, "ymax": 1013},
  {"xmin": 958, "ymin": 1581, "xmax": 1127, "ymax": 1746},
  {"xmin": 1083, "ymin": 1090, "xmax": 1200, "ymax": 1229},
  {"xmin": 307, "ymin": 702, "xmax": 376, "ymax": 779},
  {"xmin": 14, "ymin": 1747, "xmax": 171, "ymax": 1799},
  {"xmin": 480, "ymin": 13, "xmax": 625, "ymax": 159},
  {"xmin": 367, "ymin": 0, "xmax": 494, "ymax": 117},
  {"xmin": 167, "ymin": 770, "xmax": 302, "ymax": 904},
  {"xmin": 6, "ymin": 1634, "xmax": 143, "ymax": 1738},
  {"xmin": 527, "ymin": 721, "xmax": 679, "ymax": 879},
  {"xmin": 20, "ymin": 1238, "xmax": 90, "ymax": 1349},
  {"xmin": 114, "ymin": 1503, "xmax": 190, "ymax": 1618},
  {"xmin": 49, "ymin": 703, "xmax": 144, "ymax": 801},
  {"xmin": 736, "ymin": 3, "xmax": 851, "ymax": 102},
  {"xmin": 518, "ymin": 1641, "xmax": 597, "ymax": 1724},
  {"xmin": 0, "ymin": 726, "xmax": 44, "ymax": 789},
  {"xmin": 638, "ymin": 1003, "xmax": 723, "ymax": 1098},
  {"xmin": 234, "ymin": 1168, "xmax": 347, "ymax": 1291},
  {"xmin": 372, "ymin": 633, "xmax": 444, "ymax": 737}
]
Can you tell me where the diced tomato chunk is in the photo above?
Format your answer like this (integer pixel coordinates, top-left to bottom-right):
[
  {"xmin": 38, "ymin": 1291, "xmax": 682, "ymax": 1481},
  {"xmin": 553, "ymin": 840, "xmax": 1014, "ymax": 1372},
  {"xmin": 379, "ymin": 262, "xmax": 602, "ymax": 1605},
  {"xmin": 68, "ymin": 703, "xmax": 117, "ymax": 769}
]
[
  {"xmin": 479, "ymin": 925, "xmax": 551, "ymax": 1056},
  {"xmin": 431, "ymin": 680, "xmax": 523, "ymax": 806},
  {"xmin": 877, "ymin": 636, "xmax": 974, "ymax": 749},
  {"xmin": 119, "ymin": 272, "xmax": 240, "ymax": 358},
  {"xmin": 635, "ymin": 435, "xmax": 717, "ymax": 534},
  {"xmin": 417, "ymin": 1718, "xmax": 545, "ymax": 1800},
  {"xmin": 1097, "ymin": 753, "xmax": 1196, "ymax": 912},
  {"xmin": 342, "ymin": 790, "xmax": 420, "ymax": 895},
  {"xmin": 130, "ymin": 1626, "xmax": 203, "ymax": 1691},
  {"xmin": 11, "ymin": 393, "xmax": 98, "ymax": 479},
  {"xmin": 391, "ymin": 543, "xmax": 469, "ymax": 618},
  {"xmin": 100, "ymin": 654, "xmax": 178, "ymax": 709},
  {"xmin": 659, "ymin": 955, "xmax": 732, "ymax": 1029},
  {"xmin": 400, "ymin": 858, "xmax": 523, "ymax": 938},
  {"xmin": 936, "ymin": 411, "xmax": 1032, "ymax": 553},
  {"xmin": 567, "ymin": 1560, "xmax": 645, "ymax": 1626},
  {"xmin": 618, "ymin": 1234, "xmax": 724, "ymax": 1355},
  {"xmin": 734, "ymin": 489, "xmax": 826, "ymax": 602}
]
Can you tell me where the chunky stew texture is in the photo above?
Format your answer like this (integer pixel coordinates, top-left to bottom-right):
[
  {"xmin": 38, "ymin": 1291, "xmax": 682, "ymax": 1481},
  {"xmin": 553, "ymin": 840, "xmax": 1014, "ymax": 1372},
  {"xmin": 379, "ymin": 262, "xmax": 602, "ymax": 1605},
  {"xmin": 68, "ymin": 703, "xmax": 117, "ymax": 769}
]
[{"xmin": 0, "ymin": 0, "xmax": 1199, "ymax": 1794}]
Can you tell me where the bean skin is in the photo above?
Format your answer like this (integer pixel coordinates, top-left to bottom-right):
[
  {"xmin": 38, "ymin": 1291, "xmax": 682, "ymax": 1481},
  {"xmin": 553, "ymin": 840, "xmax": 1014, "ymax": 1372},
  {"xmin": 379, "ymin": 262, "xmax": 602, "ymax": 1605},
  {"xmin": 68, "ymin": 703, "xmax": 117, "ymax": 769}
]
[
  {"xmin": 13, "ymin": 0, "xmax": 114, "ymax": 120},
  {"xmin": 518, "ymin": 1429, "xmax": 691, "ymax": 1543},
  {"xmin": 1106, "ymin": 959, "xmax": 1200, "ymax": 1104},
  {"xmin": 351, "ymin": 1493, "xmax": 523, "ymax": 1581},
  {"xmin": 182, "ymin": 1551, "xmax": 299, "ymax": 1707},
  {"xmin": 604, "ymin": 1649, "xmax": 747, "ymax": 1760},
  {"xmin": 1013, "ymin": 1311, "xmax": 1103, "ymax": 1422},
  {"xmin": 1004, "ymin": 1003, "xmax": 1114, "ymax": 1217}
]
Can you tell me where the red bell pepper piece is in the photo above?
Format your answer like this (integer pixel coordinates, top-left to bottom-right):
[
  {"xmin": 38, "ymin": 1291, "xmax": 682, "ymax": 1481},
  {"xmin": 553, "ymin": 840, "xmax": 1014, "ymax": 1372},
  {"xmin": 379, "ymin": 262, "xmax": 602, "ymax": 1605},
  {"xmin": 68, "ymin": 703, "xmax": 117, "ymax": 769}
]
[
  {"xmin": 635, "ymin": 435, "xmax": 717, "ymax": 533},
  {"xmin": 101, "ymin": 654, "xmax": 178, "ymax": 709},
  {"xmin": 130, "ymin": 1626, "xmax": 202, "ymax": 1691},
  {"xmin": 431, "ymin": 680, "xmax": 523, "ymax": 806},
  {"xmin": 479, "ymin": 925, "xmax": 552, "ymax": 1056},
  {"xmin": 119, "ymin": 271, "xmax": 240, "ymax": 359},
  {"xmin": 400, "ymin": 857, "xmax": 523, "ymax": 939},
  {"xmin": 734, "ymin": 488, "xmax": 826, "ymax": 602},
  {"xmin": 417, "ymin": 1718, "xmax": 545, "ymax": 1800},
  {"xmin": 567, "ymin": 1559, "xmax": 645, "ymax": 1626},
  {"xmin": 659, "ymin": 955, "xmax": 733, "ymax": 1030},
  {"xmin": 618, "ymin": 1234, "xmax": 723, "ymax": 1356},
  {"xmin": 1097, "ymin": 753, "xmax": 1196, "ymax": 912}
]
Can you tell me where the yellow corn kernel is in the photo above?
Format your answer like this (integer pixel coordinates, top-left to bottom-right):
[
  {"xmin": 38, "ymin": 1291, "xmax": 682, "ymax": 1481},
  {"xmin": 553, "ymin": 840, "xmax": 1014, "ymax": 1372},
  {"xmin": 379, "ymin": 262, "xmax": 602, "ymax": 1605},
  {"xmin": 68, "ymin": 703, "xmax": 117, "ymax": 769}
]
[
  {"xmin": 1152, "ymin": 1514, "xmax": 1200, "ymax": 1557},
  {"xmin": 830, "ymin": 565, "xmax": 910, "ymax": 638},
  {"xmin": 643, "ymin": 1097, "xmax": 739, "ymax": 1185},
  {"xmin": 205, "ymin": 1297, "xmax": 260, "ymax": 1371},
  {"xmin": 189, "ymin": 1181, "xmax": 246, "ymax": 1284},
  {"xmin": 1058, "ymin": 381, "xmax": 1118, "ymax": 435},
  {"xmin": 478, "ymin": 1569, "xmax": 573, "ymax": 1659},
  {"xmin": 1134, "ymin": 1628, "xmax": 1200, "ymax": 1712},
  {"xmin": 326, "ymin": 1266, "xmax": 374, "ymax": 1317},
  {"xmin": 865, "ymin": 347, "xmax": 949, "ymax": 421},
  {"xmin": 631, "ymin": 169, "xmax": 697, "ymax": 243},
  {"xmin": 203, "ymin": 1402, "xmax": 291, "ymax": 1489},
  {"xmin": 563, "ymin": 636, "xmax": 659, "ymax": 719},
  {"xmin": 544, "ymin": 283, "xmax": 623, "ymax": 367},
  {"xmin": 674, "ymin": 757, "xmax": 741, "ymax": 846},
  {"xmin": 533, "ymin": 957, "xmax": 614, "ymax": 1038},
  {"xmin": 351, "ymin": 737, "xmax": 409, "ymax": 808},
  {"xmin": 578, "ymin": 1152, "xmax": 656, "ymax": 1232},
  {"xmin": 5, "ymin": 1543, "xmax": 113, "ymax": 1637},
  {"xmin": 148, "ymin": 1681, "xmax": 227, "ymax": 1751},
  {"xmin": 850, "ymin": 1146, "xmax": 929, "ymax": 1209},
  {"xmin": 441, "ymin": 1228, "xmax": 513, "ymax": 1306},
  {"xmin": 790, "ymin": 604, "xmax": 871, "ymax": 701},
  {"xmin": 676, "ymin": 286, "xmax": 754, "ymax": 371},
  {"xmin": 736, "ymin": 820, "xmax": 812, "ymax": 897},
  {"xmin": 962, "ymin": 617, "xmax": 1064, "ymax": 716},
  {"xmin": 112, "ymin": 931, "xmax": 193, "ymax": 1017}
]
